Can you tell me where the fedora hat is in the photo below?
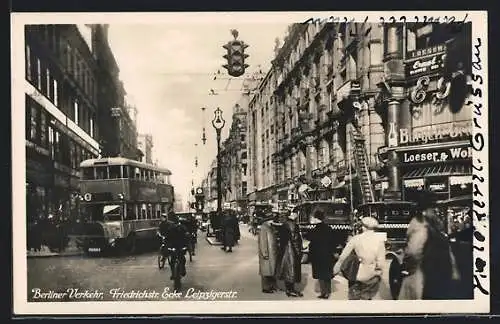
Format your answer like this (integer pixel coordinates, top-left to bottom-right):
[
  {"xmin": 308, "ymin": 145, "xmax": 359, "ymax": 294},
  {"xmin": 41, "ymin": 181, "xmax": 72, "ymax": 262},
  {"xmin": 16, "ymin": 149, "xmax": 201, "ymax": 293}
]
[{"xmin": 361, "ymin": 216, "xmax": 379, "ymax": 230}]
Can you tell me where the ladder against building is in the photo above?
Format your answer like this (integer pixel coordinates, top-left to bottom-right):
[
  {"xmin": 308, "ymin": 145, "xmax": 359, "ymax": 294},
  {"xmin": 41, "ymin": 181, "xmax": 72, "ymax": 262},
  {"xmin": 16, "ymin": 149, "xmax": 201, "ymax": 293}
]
[{"xmin": 349, "ymin": 123, "xmax": 375, "ymax": 204}]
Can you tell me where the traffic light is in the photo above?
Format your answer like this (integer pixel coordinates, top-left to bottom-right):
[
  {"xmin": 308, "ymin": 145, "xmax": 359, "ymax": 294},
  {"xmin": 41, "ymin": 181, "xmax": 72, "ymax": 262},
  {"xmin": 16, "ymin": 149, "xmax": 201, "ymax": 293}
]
[
  {"xmin": 222, "ymin": 40, "xmax": 249, "ymax": 77},
  {"xmin": 194, "ymin": 187, "xmax": 204, "ymax": 212}
]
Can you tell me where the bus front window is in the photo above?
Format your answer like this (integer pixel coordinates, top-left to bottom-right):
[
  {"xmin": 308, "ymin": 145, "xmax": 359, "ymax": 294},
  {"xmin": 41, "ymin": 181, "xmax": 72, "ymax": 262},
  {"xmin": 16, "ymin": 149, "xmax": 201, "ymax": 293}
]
[
  {"xmin": 82, "ymin": 167, "xmax": 94, "ymax": 180},
  {"xmin": 103, "ymin": 205, "xmax": 122, "ymax": 221},
  {"xmin": 109, "ymin": 165, "xmax": 121, "ymax": 179},
  {"xmin": 95, "ymin": 166, "xmax": 108, "ymax": 179}
]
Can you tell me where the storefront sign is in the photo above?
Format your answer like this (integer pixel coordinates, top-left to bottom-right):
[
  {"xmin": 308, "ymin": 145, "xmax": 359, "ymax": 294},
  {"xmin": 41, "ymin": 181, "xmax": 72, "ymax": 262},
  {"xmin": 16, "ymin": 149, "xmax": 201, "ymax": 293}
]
[
  {"xmin": 450, "ymin": 175, "xmax": 472, "ymax": 186},
  {"xmin": 403, "ymin": 178, "xmax": 425, "ymax": 189},
  {"xmin": 426, "ymin": 176, "xmax": 449, "ymax": 193},
  {"xmin": 400, "ymin": 146, "xmax": 472, "ymax": 164},
  {"xmin": 405, "ymin": 44, "xmax": 446, "ymax": 80},
  {"xmin": 399, "ymin": 121, "xmax": 472, "ymax": 145}
]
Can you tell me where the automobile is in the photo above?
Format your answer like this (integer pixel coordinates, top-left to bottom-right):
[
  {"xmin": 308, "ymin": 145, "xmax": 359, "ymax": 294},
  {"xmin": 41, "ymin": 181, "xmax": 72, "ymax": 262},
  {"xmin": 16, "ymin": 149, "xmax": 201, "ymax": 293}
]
[{"xmin": 293, "ymin": 201, "xmax": 353, "ymax": 264}]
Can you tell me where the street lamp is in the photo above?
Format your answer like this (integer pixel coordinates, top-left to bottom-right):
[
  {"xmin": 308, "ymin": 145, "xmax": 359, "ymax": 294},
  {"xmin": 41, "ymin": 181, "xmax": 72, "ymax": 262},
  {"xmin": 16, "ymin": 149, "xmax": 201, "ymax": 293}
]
[{"xmin": 212, "ymin": 107, "xmax": 225, "ymax": 225}]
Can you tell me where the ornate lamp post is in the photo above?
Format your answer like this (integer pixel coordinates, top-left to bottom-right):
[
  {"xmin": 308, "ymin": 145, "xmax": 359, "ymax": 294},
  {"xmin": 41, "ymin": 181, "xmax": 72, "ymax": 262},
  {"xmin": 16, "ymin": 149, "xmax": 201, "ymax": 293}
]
[{"xmin": 212, "ymin": 107, "xmax": 225, "ymax": 219}]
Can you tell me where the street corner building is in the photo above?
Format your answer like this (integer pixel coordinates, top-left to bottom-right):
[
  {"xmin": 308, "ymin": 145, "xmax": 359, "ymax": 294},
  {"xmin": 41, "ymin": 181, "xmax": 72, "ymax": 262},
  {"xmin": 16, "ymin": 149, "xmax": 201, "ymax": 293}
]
[
  {"xmin": 24, "ymin": 24, "xmax": 145, "ymax": 225},
  {"xmin": 240, "ymin": 21, "xmax": 473, "ymax": 218}
]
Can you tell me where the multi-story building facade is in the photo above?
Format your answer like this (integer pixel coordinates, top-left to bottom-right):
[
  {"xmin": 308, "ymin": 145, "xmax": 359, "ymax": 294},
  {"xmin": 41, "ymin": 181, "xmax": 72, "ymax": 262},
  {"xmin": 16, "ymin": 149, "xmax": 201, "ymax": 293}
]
[
  {"xmin": 110, "ymin": 102, "xmax": 141, "ymax": 160},
  {"xmin": 218, "ymin": 101, "xmax": 249, "ymax": 211},
  {"xmin": 25, "ymin": 24, "xmax": 101, "ymax": 221},
  {"xmin": 247, "ymin": 70, "xmax": 278, "ymax": 204},
  {"xmin": 137, "ymin": 133, "xmax": 154, "ymax": 164},
  {"xmin": 91, "ymin": 24, "xmax": 140, "ymax": 161},
  {"xmin": 246, "ymin": 21, "xmax": 472, "ymax": 211},
  {"xmin": 24, "ymin": 24, "xmax": 144, "ymax": 222}
]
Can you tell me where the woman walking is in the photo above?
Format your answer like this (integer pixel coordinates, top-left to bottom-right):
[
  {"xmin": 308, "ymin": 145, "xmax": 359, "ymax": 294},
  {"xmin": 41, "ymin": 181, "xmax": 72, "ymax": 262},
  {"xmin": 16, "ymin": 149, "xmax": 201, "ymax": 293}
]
[
  {"xmin": 277, "ymin": 212, "xmax": 303, "ymax": 297},
  {"xmin": 333, "ymin": 217, "xmax": 386, "ymax": 300}
]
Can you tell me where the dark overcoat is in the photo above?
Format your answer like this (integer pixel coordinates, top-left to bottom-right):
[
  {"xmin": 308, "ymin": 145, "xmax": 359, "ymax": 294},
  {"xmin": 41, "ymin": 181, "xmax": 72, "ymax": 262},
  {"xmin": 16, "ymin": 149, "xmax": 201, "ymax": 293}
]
[
  {"xmin": 308, "ymin": 222, "xmax": 336, "ymax": 280},
  {"xmin": 276, "ymin": 219, "xmax": 302, "ymax": 283},
  {"xmin": 223, "ymin": 214, "xmax": 238, "ymax": 247}
]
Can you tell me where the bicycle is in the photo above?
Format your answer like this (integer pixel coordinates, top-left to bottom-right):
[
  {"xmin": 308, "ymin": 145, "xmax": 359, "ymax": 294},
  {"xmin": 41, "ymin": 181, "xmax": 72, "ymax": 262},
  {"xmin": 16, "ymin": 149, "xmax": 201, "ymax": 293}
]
[
  {"xmin": 157, "ymin": 235, "xmax": 168, "ymax": 269},
  {"xmin": 167, "ymin": 246, "xmax": 188, "ymax": 291},
  {"xmin": 188, "ymin": 232, "xmax": 197, "ymax": 262}
]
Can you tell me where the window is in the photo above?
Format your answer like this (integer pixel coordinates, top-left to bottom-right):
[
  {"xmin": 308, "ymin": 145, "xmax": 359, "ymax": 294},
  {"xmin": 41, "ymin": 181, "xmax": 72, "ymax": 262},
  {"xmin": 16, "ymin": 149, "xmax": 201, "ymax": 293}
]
[
  {"xmin": 30, "ymin": 103, "xmax": 38, "ymax": 141},
  {"xmin": 40, "ymin": 112, "xmax": 47, "ymax": 147},
  {"xmin": 48, "ymin": 126, "xmax": 55, "ymax": 158},
  {"xmin": 46, "ymin": 68, "xmax": 51, "ymax": 96},
  {"xmin": 242, "ymin": 181, "xmax": 247, "ymax": 196},
  {"xmin": 242, "ymin": 164, "xmax": 247, "ymax": 176},
  {"xmin": 36, "ymin": 58, "xmax": 41, "ymax": 90},
  {"xmin": 73, "ymin": 99, "xmax": 79, "ymax": 125},
  {"xmin": 122, "ymin": 165, "xmax": 129, "ymax": 178},
  {"xmin": 95, "ymin": 166, "xmax": 107, "ymax": 179},
  {"xmin": 75, "ymin": 145, "xmax": 81, "ymax": 166},
  {"xmin": 82, "ymin": 167, "xmax": 94, "ymax": 180},
  {"xmin": 240, "ymin": 134, "xmax": 246, "ymax": 142},
  {"xmin": 54, "ymin": 131, "xmax": 61, "ymax": 162},
  {"xmin": 109, "ymin": 165, "xmax": 121, "ymax": 179},
  {"xmin": 90, "ymin": 115, "xmax": 94, "ymax": 137},
  {"xmin": 69, "ymin": 141, "xmax": 76, "ymax": 169},
  {"xmin": 53, "ymin": 79, "xmax": 58, "ymax": 107},
  {"xmin": 241, "ymin": 151, "xmax": 247, "ymax": 159},
  {"xmin": 26, "ymin": 45, "xmax": 32, "ymax": 81},
  {"xmin": 103, "ymin": 205, "xmax": 122, "ymax": 221},
  {"xmin": 125, "ymin": 204, "xmax": 136, "ymax": 220}
]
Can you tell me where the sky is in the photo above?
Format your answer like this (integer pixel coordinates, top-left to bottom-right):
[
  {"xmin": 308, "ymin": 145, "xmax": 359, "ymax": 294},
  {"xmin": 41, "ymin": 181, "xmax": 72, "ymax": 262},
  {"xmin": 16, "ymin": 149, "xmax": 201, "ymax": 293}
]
[{"xmin": 107, "ymin": 23, "xmax": 289, "ymax": 206}]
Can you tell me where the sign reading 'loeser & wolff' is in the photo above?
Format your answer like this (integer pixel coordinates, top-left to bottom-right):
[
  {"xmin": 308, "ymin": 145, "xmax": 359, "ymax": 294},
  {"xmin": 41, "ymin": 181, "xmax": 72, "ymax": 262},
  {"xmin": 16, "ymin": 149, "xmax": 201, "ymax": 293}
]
[{"xmin": 399, "ymin": 145, "xmax": 472, "ymax": 164}]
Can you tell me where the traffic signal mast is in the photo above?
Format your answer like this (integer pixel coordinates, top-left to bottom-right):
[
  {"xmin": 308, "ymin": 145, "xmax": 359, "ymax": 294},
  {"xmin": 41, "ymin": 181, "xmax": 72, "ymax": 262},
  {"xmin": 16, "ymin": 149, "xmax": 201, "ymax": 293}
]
[{"xmin": 222, "ymin": 29, "xmax": 249, "ymax": 77}]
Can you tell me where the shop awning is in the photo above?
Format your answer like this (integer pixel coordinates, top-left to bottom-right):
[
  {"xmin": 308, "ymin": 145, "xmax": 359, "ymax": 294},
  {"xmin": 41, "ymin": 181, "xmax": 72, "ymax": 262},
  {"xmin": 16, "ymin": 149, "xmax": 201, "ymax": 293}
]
[{"xmin": 402, "ymin": 163, "xmax": 471, "ymax": 178}]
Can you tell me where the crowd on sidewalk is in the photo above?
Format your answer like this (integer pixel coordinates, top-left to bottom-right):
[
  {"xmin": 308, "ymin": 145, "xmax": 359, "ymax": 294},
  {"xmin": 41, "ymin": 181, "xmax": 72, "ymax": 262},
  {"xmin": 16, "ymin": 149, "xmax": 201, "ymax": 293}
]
[{"xmin": 256, "ymin": 200, "xmax": 463, "ymax": 300}]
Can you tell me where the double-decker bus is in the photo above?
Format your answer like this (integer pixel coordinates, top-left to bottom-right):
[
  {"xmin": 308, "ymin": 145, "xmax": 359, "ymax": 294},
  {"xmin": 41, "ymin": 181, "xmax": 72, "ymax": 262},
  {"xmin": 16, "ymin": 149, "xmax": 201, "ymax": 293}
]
[{"xmin": 78, "ymin": 157, "xmax": 174, "ymax": 254}]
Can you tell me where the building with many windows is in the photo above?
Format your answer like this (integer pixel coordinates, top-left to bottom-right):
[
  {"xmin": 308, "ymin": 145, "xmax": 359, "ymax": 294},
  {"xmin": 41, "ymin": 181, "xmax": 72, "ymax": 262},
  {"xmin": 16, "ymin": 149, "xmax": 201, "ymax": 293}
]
[
  {"xmin": 25, "ymin": 24, "xmax": 102, "ymax": 222},
  {"xmin": 246, "ymin": 21, "xmax": 472, "ymax": 212},
  {"xmin": 24, "ymin": 24, "xmax": 142, "ymax": 222},
  {"xmin": 219, "ymin": 100, "xmax": 249, "ymax": 211},
  {"xmin": 137, "ymin": 133, "xmax": 154, "ymax": 164}
]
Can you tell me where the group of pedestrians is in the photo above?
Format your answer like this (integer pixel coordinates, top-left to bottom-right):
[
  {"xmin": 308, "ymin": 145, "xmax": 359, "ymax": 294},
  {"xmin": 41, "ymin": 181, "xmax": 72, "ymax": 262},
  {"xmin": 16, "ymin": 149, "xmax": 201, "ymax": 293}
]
[
  {"xmin": 258, "ymin": 201, "xmax": 462, "ymax": 300},
  {"xmin": 258, "ymin": 211, "xmax": 303, "ymax": 297}
]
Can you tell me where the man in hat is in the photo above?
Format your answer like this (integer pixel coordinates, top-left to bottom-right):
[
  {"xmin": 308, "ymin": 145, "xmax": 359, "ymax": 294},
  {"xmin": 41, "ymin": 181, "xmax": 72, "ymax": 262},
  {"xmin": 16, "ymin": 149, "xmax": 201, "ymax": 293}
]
[
  {"xmin": 333, "ymin": 216, "xmax": 386, "ymax": 300},
  {"xmin": 307, "ymin": 210, "xmax": 336, "ymax": 299},
  {"xmin": 276, "ymin": 211, "xmax": 303, "ymax": 297},
  {"xmin": 258, "ymin": 212, "xmax": 281, "ymax": 293}
]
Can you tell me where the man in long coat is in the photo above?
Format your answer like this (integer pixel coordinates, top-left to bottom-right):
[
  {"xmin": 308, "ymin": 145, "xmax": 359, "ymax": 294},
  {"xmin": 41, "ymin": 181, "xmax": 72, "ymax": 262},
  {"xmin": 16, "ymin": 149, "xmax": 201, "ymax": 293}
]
[
  {"xmin": 276, "ymin": 212, "xmax": 303, "ymax": 297},
  {"xmin": 307, "ymin": 210, "xmax": 336, "ymax": 299},
  {"xmin": 221, "ymin": 211, "xmax": 238, "ymax": 252},
  {"xmin": 258, "ymin": 215, "xmax": 280, "ymax": 293}
]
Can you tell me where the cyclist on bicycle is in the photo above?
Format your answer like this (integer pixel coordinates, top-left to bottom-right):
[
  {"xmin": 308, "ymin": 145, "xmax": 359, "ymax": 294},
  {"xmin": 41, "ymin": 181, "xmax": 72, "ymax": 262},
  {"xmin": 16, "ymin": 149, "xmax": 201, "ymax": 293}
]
[
  {"xmin": 158, "ymin": 212, "xmax": 190, "ymax": 280},
  {"xmin": 180, "ymin": 214, "xmax": 198, "ymax": 256}
]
